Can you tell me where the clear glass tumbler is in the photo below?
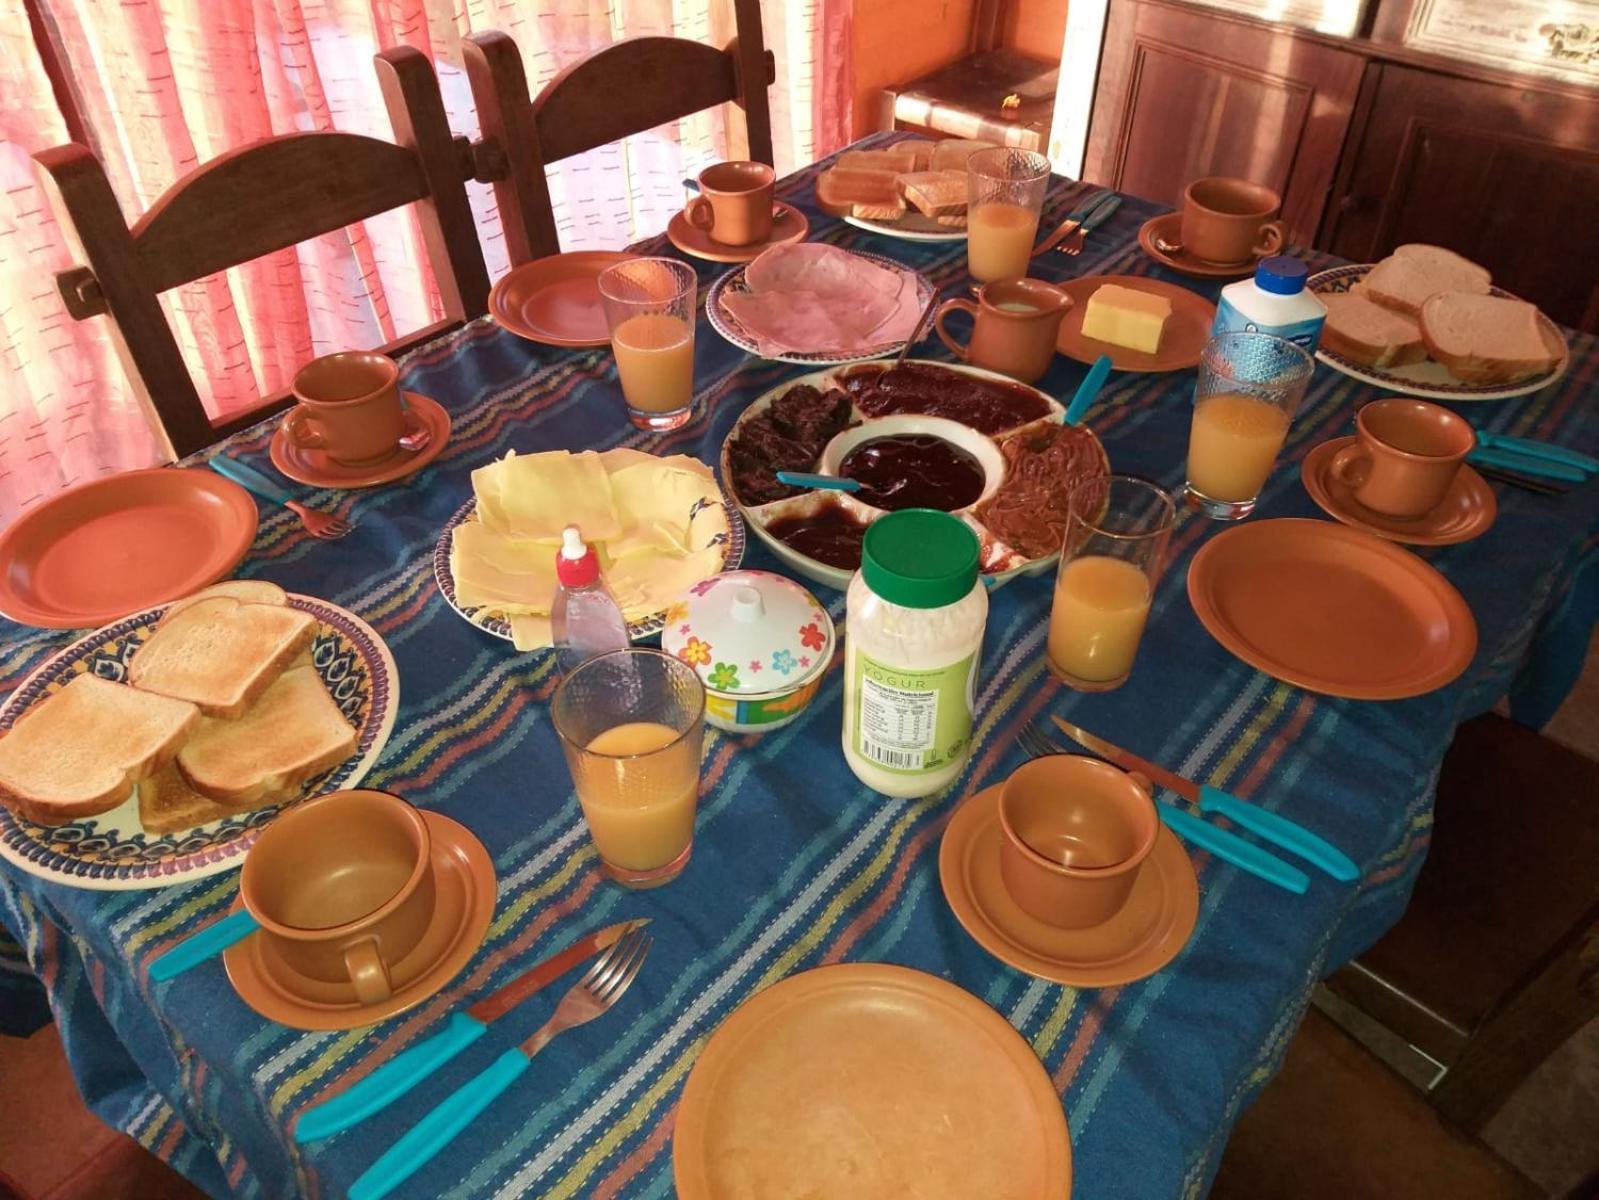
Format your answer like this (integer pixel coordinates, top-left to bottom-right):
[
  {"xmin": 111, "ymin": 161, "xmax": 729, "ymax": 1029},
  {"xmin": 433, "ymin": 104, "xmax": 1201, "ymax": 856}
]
[
  {"xmin": 1184, "ymin": 331, "xmax": 1314, "ymax": 520},
  {"xmin": 1046, "ymin": 475, "xmax": 1176, "ymax": 692},
  {"xmin": 966, "ymin": 147, "xmax": 1051, "ymax": 284},
  {"xmin": 597, "ymin": 257, "xmax": 698, "ymax": 431},
  {"xmin": 551, "ymin": 648, "xmax": 707, "ymax": 888}
]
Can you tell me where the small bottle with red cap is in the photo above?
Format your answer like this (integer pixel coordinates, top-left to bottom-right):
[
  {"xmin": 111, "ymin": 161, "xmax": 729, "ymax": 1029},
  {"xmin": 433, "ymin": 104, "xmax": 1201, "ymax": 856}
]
[{"xmin": 551, "ymin": 525, "xmax": 630, "ymax": 676}]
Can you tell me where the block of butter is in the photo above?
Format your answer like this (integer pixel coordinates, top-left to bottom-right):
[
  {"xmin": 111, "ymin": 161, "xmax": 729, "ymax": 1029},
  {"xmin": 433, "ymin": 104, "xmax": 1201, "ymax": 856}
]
[{"xmin": 1080, "ymin": 284, "xmax": 1172, "ymax": 354}]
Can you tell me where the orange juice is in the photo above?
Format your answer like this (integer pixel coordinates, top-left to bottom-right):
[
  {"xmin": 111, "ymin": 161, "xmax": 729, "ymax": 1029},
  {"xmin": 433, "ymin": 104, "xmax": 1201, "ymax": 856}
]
[
  {"xmin": 1187, "ymin": 392, "xmax": 1291, "ymax": 502},
  {"xmin": 576, "ymin": 720, "xmax": 699, "ymax": 872},
  {"xmin": 611, "ymin": 313, "xmax": 694, "ymax": 413},
  {"xmin": 1047, "ymin": 555, "xmax": 1153, "ymax": 684},
  {"xmin": 967, "ymin": 202, "xmax": 1040, "ymax": 283}
]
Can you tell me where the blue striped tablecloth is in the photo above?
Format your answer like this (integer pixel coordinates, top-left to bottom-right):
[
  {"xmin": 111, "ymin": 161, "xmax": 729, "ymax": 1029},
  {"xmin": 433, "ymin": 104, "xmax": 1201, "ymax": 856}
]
[{"xmin": 1, "ymin": 132, "xmax": 1595, "ymax": 1199}]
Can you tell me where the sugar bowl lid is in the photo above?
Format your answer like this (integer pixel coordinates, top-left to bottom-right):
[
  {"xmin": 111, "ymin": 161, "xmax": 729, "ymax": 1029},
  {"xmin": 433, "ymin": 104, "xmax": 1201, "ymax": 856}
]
[{"xmin": 662, "ymin": 570, "xmax": 835, "ymax": 695}]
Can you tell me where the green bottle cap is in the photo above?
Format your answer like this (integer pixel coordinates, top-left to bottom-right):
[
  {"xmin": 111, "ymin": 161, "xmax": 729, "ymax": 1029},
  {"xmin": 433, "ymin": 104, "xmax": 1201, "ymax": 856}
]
[{"xmin": 861, "ymin": 509, "xmax": 980, "ymax": 609}]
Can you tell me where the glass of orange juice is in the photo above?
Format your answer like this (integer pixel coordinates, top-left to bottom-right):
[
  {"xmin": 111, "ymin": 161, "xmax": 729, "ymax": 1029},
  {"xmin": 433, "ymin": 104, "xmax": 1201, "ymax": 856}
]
[
  {"xmin": 966, "ymin": 148, "xmax": 1051, "ymax": 283},
  {"xmin": 1185, "ymin": 331, "xmax": 1314, "ymax": 520},
  {"xmin": 1047, "ymin": 475, "xmax": 1175, "ymax": 691},
  {"xmin": 551, "ymin": 647, "xmax": 707, "ymax": 888},
  {"xmin": 598, "ymin": 258, "xmax": 698, "ymax": 431}
]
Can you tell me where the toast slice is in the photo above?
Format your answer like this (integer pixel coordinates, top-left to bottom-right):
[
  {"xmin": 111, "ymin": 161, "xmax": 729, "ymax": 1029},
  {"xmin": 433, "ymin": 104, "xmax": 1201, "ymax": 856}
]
[
  {"xmin": 836, "ymin": 148, "xmax": 919, "ymax": 175},
  {"xmin": 816, "ymin": 167, "xmax": 901, "ymax": 218},
  {"xmin": 137, "ymin": 764, "xmax": 240, "ymax": 835},
  {"xmin": 129, "ymin": 597, "xmax": 316, "ymax": 718},
  {"xmin": 1419, "ymin": 293, "xmax": 1558, "ymax": 384},
  {"xmin": 898, "ymin": 170, "xmax": 967, "ymax": 218},
  {"xmin": 0, "ymin": 676, "xmax": 199, "ymax": 825},
  {"xmin": 175, "ymin": 665, "xmax": 357, "ymax": 809},
  {"xmin": 158, "ymin": 579, "xmax": 287, "ymax": 627},
  {"xmin": 1320, "ymin": 292, "xmax": 1428, "ymax": 369},
  {"xmin": 851, "ymin": 195, "xmax": 907, "ymax": 221},
  {"xmin": 1363, "ymin": 244, "xmax": 1491, "ymax": 317},
  {"xmin": 930, "ymin": 138, "xmax": 998, "ymax": 173},
  {"xmin": 893, "ymin": 139, "xmax": 936, "ymax": 171}
]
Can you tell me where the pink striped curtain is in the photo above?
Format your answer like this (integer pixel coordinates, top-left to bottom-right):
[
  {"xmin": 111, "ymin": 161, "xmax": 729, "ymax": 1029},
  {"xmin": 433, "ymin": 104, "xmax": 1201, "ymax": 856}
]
[{"xmin": 0, "ymin": 0, "xmax": 852, "ymax": 521}]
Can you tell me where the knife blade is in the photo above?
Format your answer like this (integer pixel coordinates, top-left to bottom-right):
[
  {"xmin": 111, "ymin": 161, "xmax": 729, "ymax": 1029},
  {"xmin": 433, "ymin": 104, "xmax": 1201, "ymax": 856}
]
[{"xmin": 294, "ymin": 918, "xmax": 647, "ymax": 1143}]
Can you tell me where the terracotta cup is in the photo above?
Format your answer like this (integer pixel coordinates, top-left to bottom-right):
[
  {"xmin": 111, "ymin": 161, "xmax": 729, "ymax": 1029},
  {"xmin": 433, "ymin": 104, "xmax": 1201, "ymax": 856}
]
[
  {"xmin": 285, "ymin": 351, "xmax": 425, "ymax": 465},
  {"xmin": 685, "ymin": 161, "xmax": 775, "ymax": 247},
  {"xmin": 1330, "ymin": 397, "xmax": 1475, "ymax": 518},
  {"xmin": 934, "ymin": 278, "xmax": 1073, "ymax": 383},
  {"xmin": 997, "ymin": 755, "xmax": 1159, "ymax": 928},
  {"xmin": 1180, "ymin": 177, "xmax": 1284, "ymax": 266},
  {"xmin": 239, "ymin": 790, "xmax": 436, "ymax": 1004}
]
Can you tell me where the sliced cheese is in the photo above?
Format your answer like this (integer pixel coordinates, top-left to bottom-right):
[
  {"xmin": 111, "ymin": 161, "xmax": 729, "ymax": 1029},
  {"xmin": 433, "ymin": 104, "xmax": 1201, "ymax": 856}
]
[
  {"xmin": 449, "ymin": 523, "xmax": 560, "ymax": 612},
  {"xmin": 474, "ymin": 450, "xmax": 620, "ymax": 541},
  {"xmin": 508, "ymin": 614, "xmax": 554, "ymax": 652},
  {"xmin": 1080, "ymin": 284, "xmax": 1171, "ymax": 355},
  {"xmin": 606, "ymin": 547, "xmax": 726, "ymax": 619}
]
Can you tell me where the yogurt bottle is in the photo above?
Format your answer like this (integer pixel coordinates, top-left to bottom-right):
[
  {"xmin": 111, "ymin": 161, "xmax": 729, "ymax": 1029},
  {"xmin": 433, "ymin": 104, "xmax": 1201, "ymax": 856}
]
[{"xmin": 1212, "ymin": 256, "xmax": 1327, "ymax": 352}]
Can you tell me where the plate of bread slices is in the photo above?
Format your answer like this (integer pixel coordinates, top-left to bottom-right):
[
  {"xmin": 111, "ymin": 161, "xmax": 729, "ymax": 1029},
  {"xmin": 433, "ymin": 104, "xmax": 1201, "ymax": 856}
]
[
  {"xmin": 0, "ymin": 580, "xmax": 396, "ymax": 889},
  {"xmin": 1311, "ymin": 245, "xmax": 1569, "ymax": 401},
  {"xmin": 816, "ymin": 141, "xmax": 999, "ymax": 242}
]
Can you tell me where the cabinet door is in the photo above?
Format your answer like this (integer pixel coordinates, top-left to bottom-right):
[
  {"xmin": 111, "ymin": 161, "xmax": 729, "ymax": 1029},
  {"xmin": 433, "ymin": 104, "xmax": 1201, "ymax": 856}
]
[{"xmin": 1084, "ymin": 0, "xmax": 1366, "ymax": 244}]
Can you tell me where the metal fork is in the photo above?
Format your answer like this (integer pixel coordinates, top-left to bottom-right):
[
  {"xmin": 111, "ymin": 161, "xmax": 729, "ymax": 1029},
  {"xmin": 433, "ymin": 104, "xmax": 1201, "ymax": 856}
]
[
  {"xmin": 348, "ymin": 930, "xmax": 653, "ymax": 1200},
  {"xmin": 208, "ymin": 454, "xmax": 353, "ymax": 540},
  {"xmin": 1057, "ymin": 193, "xmax": 1123, "ymax": 257}
]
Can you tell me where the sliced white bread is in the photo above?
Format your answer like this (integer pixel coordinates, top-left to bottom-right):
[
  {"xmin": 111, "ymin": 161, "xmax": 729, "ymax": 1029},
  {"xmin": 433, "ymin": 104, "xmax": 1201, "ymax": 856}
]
[
  {"xmin": 129, "ymin": 597, "xmax": 316, "ymax": 718},
  {"xmin": 1320, "ymin": 292, "xmax": 1428, "ymax": 369},
  {"xmin": 137, "ymin": 764, "xmax": 237, "ymax": 835},
  {"xmin": 0, "ymin": 676, "xmax": 199, "ymax": 825},
  {"xmin": 816, "ymin": 167, "xmax": 901, "ymax": 218},
  {"xmin": 835, "ymin": 148, "xmax": 919, "ymax": 175},
  {"xmin": 898, "ymin": 170, "xmax": 967, "ymax": 218},
  {"xmin": 157, "ymin": 579, "xmax": 287, "ymax": 627},
  {"xmin": 1419, "ymin": 293, "xmax": 1557, "ymax": 384},
  {"xmin": 929, "ymin": 138, "xmax": 998, "ymax": 173},
  {"xmin": 893, "ymin": 138, "xmax": 936, "ymax": 172},
  {"xmin": 1363, "ymin": 244, "xmax": 1491, "ymax": 317}
]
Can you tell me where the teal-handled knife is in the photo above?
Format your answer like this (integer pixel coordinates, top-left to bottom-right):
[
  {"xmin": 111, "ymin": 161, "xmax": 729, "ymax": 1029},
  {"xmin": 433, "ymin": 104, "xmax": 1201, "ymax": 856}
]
[
  {"xmin": 1475, "ymin": 432, "xmax": 1597, "ymax": 476},
  {"xmin": 1032, "ymin": 190, "xmax": 1120, "ymax": 257},
  {"xmin": 1468, "ymin": 446, "xmax": 1589, "ymax": 484},
  {"xmin": 1052, "ymin": 716, "xmax": 1358, "ymax": 882},
  {"xmin": 1156, "ymin": 803, "xmax": 1309, "ymax": 894},
  {"xmin": 209, "ymin": 454, "xmax": 298, "ymax": 506}
]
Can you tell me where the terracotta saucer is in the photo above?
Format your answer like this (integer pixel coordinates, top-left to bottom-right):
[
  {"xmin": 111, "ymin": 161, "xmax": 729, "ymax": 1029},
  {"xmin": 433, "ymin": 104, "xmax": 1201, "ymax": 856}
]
[
  {"xmin": 1187, "ymin": 517, "xmax": 1478, "ymax": 700},
  {"xmin": 673, "ymin": 963, "xmax": 1071, "ymax": 1198},
  {"xmin": 1055, "ymin": 274, "xmax": 1216, "ymax": 373},
  {"xmin": 489, "ymin": 250, "xmax": 635, "ymax": 347},
  {"xmin": 666, "ymin": 201, "xmax": 809, "ymax": 263},
  {"xmin": 1137, "ymin": 212, "xmax": 1259, "ymax": 279},
  {"xmin": 224, "ymin": 810, "xmax": 495, "ymax": 1030},
  {"xmin": 1301, "ymin": 438, "xmax": 1497, "ymax": 546},
  {"xmin": 0, "ymin": 467, "xmax": 258, "ymax": 629},
  {"xmin": 269, "ymin": 393, "xmax": 449, "ymax": 489},
  {"xmin": 938, "ymin": 785, "xmax": 1199, "ymax": 987}
]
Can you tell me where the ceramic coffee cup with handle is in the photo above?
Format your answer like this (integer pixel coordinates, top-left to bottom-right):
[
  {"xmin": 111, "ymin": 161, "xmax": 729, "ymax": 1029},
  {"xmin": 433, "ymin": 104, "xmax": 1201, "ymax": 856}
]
[
  {"xmin": 934, "ymin": 277, "xmax": 1073, "ymax": 384},
  {"xmin": 685, "ymin": 161, "xmax": 775, "ymax": 247},
  {"xmin": 1330, "ymin": 397, "xmax": 1475, "ymax": 518},
  {"xmin": 1180, "ymin": 178, "xmax": 1284, "ymax": 266},
  {"xmin": 286, "ymin": 351, "xmax": 428, "ymax": 466}
]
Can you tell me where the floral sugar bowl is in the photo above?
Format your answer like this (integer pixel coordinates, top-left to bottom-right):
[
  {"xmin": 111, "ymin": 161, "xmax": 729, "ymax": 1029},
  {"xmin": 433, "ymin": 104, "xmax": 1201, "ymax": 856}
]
[{"xmin": 663, "ymin": 570, "xmax": 836, "ymax": 734}]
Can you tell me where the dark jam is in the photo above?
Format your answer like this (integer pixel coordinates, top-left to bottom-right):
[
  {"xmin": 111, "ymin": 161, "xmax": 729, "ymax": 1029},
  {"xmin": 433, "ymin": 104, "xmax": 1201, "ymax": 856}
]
[
  {"xmin": 840, "ymin": 435, "xmax": 985, "ymax": 512},
  {"xmin": 842, "ymin": 362, "xmax": 1051, "ymax": 434},
  {"xmin": 766, "ymin": 504, "xmax": 868, "ymax": 570}
]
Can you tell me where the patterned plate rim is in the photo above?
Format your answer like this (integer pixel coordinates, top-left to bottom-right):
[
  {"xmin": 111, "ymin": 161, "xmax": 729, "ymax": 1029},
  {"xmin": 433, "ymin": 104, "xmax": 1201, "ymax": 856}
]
[
  {"xmin": 704, "ymin": 253, "xmax": 939, "ymax": 366},
  {"xmin": 0, "ymin": 595, "xmax": 398, "ymax": 890},
  {"xmin": 841, "ymin": 213, "xmax": 967, "ymax": 243}
]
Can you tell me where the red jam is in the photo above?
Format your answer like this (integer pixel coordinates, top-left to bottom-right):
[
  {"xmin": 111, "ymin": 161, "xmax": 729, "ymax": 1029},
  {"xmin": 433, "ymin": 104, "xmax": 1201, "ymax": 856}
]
[
  {"xmin": 766, "ymin": 503, "xmax": 868, "ymax": 570},
  {"xmin": 840, "ymin": 435, "xmax": 985, "ymax": 512},
  {"xmin": 842, "ymin": 363, "xmax": 1051, "ymax": 434}
]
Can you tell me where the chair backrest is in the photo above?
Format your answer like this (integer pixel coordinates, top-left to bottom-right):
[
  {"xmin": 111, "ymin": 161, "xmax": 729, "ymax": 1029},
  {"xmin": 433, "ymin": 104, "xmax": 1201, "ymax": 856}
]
[
  {"xmin": 35, "ymin": 48, "xmax": 488, "ymax": 459},
  {"xmin": 462, "ymin": 0, "xmax": 775, "ymax": 264}
]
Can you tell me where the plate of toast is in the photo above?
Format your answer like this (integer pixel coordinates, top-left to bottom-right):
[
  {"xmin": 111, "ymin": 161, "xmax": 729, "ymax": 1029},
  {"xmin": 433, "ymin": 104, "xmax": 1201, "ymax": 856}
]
[
  {"xmin": 0, "ymin": 581, "xmax": 397, "ymax": 889},
  {"xmin": 1311, "ymin": 245, "xmax": 1569, "ymax": 402},
  {"xmin": 817, "ymin": 141, "xmax": 999, "ymax": 242}
]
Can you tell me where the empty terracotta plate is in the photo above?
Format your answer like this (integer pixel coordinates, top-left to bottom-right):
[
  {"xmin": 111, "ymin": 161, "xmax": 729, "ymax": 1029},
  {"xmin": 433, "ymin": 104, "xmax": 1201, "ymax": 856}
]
[
  {"xmin": 0, "ymin": 468, "xmax": 258, "ymax": 629},
  {"xmin": 489, "ymin": 251, "xmax": 636, "ymax": 347},
  {"xmin": 1056, "ymin": 274, "xmax": 1216, "ymax": 373},
  {"xmin": 1187, "ymin": 518, "xmax": 1478, "ymax": 700},
  {"xmin": 1300, "ymin": 437, "xmax": 1497, "ymax": 547},
  {"xmin": 673, "ymin": 963, "xmax": 1071, "ymax": 1199},
  {"xmin": 666, "ymin": 202, "xmax": 810, "ymax": 263},
  {"xmin": 270, "ymin": 393, "xmax": 450, "ymax": 489}
]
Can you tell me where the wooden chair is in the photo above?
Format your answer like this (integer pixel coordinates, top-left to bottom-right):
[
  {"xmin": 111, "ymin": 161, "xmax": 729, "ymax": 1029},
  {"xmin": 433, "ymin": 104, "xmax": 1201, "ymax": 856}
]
[
  {"xmin": 35, "ymin": 48, "xmax": 488, "ymax": 460},
  {"xmin": 461, "ymin": 0, "xmax": 775, "ymax": 265}
]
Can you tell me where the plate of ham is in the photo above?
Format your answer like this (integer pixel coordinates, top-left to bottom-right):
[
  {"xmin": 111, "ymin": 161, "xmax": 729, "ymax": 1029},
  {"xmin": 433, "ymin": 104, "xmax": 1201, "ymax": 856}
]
[{"xmin": 706, "ymin": 243, "xmax": 936, "ymax": 365}]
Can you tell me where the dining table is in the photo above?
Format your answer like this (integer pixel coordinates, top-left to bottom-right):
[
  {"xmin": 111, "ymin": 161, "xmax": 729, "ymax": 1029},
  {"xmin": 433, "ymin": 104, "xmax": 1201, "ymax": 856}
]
[{"xmin": 1, "ymin": 130, "xmax": 1596, "ymax": 1200}]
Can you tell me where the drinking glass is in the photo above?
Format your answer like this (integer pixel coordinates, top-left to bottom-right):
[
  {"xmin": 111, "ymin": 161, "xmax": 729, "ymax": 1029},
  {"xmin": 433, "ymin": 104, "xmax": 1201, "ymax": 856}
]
[
  {"xmin": 966, "ymin": 147, "xmax": 1051, "ymax": 283},
  {"xmin": 598, "ymin": 258, "xmax": 698, "ymax": 431},
  {"xmin": 551, "ymin": 648, "xmax": 706, "ymax": 888},
  {"xmin": 1184, "ymin": 331, "xmax": 1314, "ymax": 520},
  {"xmin": 1046, "ymin": 475, "xmax": 1175, "ymax": 692}
]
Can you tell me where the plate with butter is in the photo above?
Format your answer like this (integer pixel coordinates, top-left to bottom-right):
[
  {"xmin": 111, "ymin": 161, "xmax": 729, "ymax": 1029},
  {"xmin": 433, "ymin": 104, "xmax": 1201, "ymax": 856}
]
[{"xmin": 1054, "ymin": 275, "xmax": 1216, "ymax": 373}]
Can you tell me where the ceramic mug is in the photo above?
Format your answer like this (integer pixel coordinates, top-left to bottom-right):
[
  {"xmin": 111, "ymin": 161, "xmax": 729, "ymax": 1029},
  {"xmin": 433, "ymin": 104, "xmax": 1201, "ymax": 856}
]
[
  {"xmin": 285, "ymin": 351, "xmax": 427, "ymax": 465},
  {"xmin": 1330, "ymin": 398, "xmax": 1475, "ymax": 518},
  {"xmin": 1180, "ymin": 177, "xmax": 1284, "ymax": 266},
  {"xmin": 685, "ymin": 161, "xmax": 775, "ymax": 247},
  {"xmin": 997, "ymin": 755, "xmax": 1159, "ymax": 929},
  {"xmin": 239, "ymin": 790, "xmax": 436, "ymax": 1004},
  {"xmin": 934, "ymin": 278, "xmax": 1073, "ymax": 383}
]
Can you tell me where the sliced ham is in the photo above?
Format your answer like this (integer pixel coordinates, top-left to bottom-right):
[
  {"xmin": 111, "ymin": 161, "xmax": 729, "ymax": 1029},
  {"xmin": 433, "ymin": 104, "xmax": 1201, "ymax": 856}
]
[{"xmin": 721, "ymin": 242, "xmax": 923, "ymax": 356}]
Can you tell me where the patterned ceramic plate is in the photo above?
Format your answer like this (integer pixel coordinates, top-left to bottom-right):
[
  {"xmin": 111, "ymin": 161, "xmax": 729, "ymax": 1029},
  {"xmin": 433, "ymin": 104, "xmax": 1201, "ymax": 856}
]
[
  {"xmin": 433, "ymin": 494, "xmax": 747, "ymax": 647},
  {"xmin": 1307, "ymin": 265, "xmax": 1570, "ymax": 402},
  {"xmin": 704, "ymin": 252, "xmax": 938, "ymax": 366},
  {"xmin": 842, "ymin": 212, "xmax": 967, "ymax": 243},
  {"xmin": 0, "ymin": 595, "xmax": 397, "ymax": 890}
]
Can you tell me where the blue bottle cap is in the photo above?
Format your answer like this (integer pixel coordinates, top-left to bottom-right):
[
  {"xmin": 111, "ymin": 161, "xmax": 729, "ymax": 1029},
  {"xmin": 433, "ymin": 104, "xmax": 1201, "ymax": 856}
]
[{"xmin": 1255, "ymin": 256, "xmax": 1307, "ymax": 295}]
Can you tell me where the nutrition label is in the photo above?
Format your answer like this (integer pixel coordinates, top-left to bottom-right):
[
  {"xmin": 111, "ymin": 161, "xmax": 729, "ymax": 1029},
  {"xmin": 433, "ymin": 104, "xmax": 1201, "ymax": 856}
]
[
  {"xmin": 850, "ymin": 648, "xmax": 975, "ymax": 775},
  {"xmin": 858, "ymin": 676, "xmax": 938, "ymax": 770}
]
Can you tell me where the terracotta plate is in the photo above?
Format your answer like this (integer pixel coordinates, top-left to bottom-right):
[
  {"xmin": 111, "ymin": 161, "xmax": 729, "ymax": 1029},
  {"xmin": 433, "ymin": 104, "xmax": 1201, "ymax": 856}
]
[
  {"xmin": 1301, "ymin": 438, "xmax": 1497, "ymax": 547},
  {"xmin": 666, "ymin": 202, "xmax": 810, "ymax": 263},
  {"xmin": 673, "ymin": 963, "xmax": 1071, "ymax": 1199},
  {"xmin": 1055, "ymin": 274, "xmax": 1216, "ymax": 372},
  {"xmin": 939, "ymin": 785, "xmax": 1199, "ymax": 987},
  {"xmin": 269, "ymin": 393, "xmax": 450, "ymax": 489},
  {"xmin": 1136, "ymin": 213, "xmax": 1258, "ymax": 280},
  {"xmin": 224, "ymin": 810, "xmax": 495, "ymax": 1031},
  {"xmin": 1187, "ymin": 518, "xmax": 1477, "ymax": 699},
  {"xmin": 489, "ymin": 251, "xmax": 636, "ymax": 347}
]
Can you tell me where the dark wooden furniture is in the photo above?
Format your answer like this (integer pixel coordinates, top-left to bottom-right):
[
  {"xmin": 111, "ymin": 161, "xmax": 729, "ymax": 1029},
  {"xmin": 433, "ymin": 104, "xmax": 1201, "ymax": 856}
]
[
  {"xmin": 34, "ymin": 48, "xmax": 488, "ymax": 460},
  {"xmin": 461, "ymin": 1, "xmax": 775, "ymax": 266}
]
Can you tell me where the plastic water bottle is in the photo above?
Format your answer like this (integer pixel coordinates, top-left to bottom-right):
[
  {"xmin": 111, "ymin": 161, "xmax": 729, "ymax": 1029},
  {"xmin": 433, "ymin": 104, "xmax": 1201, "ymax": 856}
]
[
  {"xmin": 1212, "ymin": 256, "xmax": 1327, "ymax": 352},
  {"xmin": 550, "ymin": 525, "xmax": 629, "ymax": 676}
]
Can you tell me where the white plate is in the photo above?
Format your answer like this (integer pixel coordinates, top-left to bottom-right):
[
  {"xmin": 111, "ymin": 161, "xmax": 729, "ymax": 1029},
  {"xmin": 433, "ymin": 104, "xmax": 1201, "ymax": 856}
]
[{"xmin": 843, "ymin": 213, "xmax": 967, "ymax": 243}]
